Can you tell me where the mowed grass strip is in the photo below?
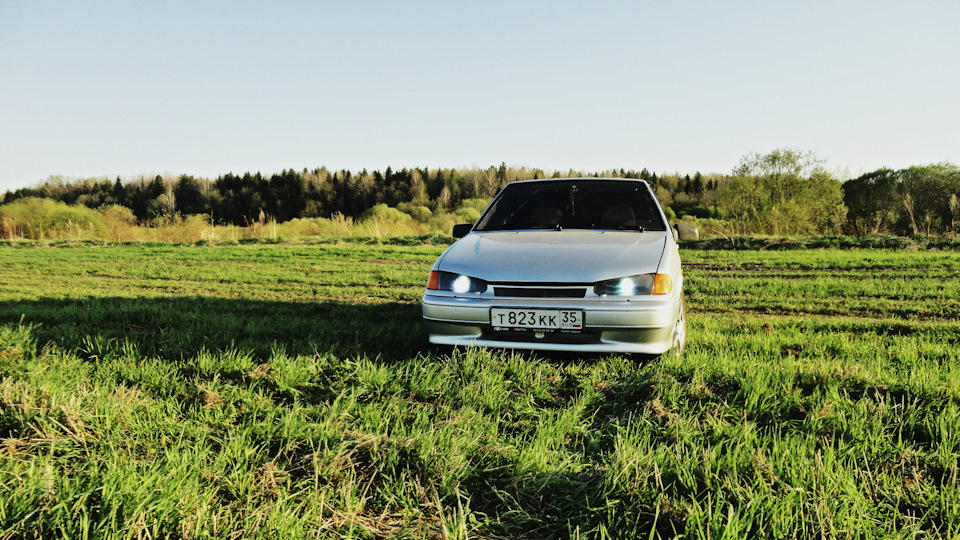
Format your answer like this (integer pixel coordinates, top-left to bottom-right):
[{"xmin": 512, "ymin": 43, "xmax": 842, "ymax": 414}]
[
  {"xmin": 685, "ymin": 249, "xmax": 960, "ymax": 320},
  {"xmin": 0, "ymin": 241, "xmax": 958, "ymax": 539}
]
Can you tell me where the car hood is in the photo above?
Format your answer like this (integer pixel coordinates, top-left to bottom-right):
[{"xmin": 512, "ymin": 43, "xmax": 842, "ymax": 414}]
[{"xmin": 436, "ymin": 230, "xmax": 668, "ymax": 283}]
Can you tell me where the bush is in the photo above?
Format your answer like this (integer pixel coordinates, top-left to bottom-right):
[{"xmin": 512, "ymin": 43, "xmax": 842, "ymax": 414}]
[
  {"xmin": 275, "ymin": 215, "xmax": 360, "ymax": 238},
  {"xmin": 428, "ymin": 198, "xmax": 490, "ymax": 233},
  {"xmin": 358, "ymin": 204, "xmax": 426, "ymax": 237},
  {"xmin": 457, "ymin": 198, "xmax": 492, "ymax": 214},
  {"xmin": 453, "ymin": 207, "xmax": 482, "ymax": 223},
  {"xmin": 396, "ymin": 203, "xmax": 433, "ymax": 222},
  {"xmin": 0, "ymin": 198, "xmax": 107, "ymax": 240},
  {"xmin": 151, "ymin": 214, "xmax": 215, "ymax": 243},
  {"xmin": 100, "ymin": 205, "xmax": 140, "ymax": 242},
  {"xmin": 276, "ymin": 217, "xmax": 327, "ymax": 237},
  {"xmin": 425, "ymin": 212, "xmax": 461, "ymax": 236}
]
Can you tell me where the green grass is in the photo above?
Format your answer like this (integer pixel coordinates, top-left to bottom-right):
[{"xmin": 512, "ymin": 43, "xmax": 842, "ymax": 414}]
[{"xmin": 1, "ymin": 240, "xmax": 959, "ymax": 538}]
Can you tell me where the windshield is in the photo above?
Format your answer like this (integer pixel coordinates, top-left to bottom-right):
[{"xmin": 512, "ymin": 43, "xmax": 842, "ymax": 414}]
[{"xmin": 474, "ymin": 180, "xmax": 668, "ymax": 232}]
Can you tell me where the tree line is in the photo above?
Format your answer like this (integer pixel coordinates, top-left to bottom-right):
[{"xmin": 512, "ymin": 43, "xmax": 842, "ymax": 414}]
[
  {"xmin": 2, "ymin": 152, "xmax": 958, "ymax": 237},
  {"xmin": 0, "ymin": 164, "xmax": 722, "ymax": 225}
]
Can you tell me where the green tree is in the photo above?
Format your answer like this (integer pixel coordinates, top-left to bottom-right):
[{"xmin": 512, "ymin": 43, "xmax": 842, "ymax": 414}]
[
  {"xmin": 692, "ymin": 172, "xmax": 705, "ymax": 194},
  {"xmin": 496, "ymin": 161, "xmax": 508, "ymax": 185},
  {"xmin": 842, "ymin": 168, "xmax": 899, "ymax": 236},
  {"xmin": 898, "ymin": 163, "xmax": 960, "ymax": 235},
  {"xmin": 268, "ymin": 170, "xmax": 307, "ymax": 222},
  {"xmin": 843, "ymin": 163, "xmax": 960, "ymax": 236},
  {"xmin": 720, "ymin": 148, "xmax": 847, "ymax": 235},
  {"xmin": 174, "ymin": 175, "xmax": 206, "ymax": 216}
]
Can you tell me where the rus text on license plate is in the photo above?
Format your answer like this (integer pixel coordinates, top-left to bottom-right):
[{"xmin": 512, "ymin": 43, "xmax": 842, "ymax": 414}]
[{"xmin": 490, "ymin": 308, "xmax": 583, "ymax": 332}]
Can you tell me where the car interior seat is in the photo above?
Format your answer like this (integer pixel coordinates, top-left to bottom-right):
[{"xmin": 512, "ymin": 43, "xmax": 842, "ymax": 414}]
[
  {"xmin": 601, "ymin": 203, "xmax": 637, "ymax": 228},
  {"xmin": 529, "ymin": 204, "xmax": 562, "ymax": 226}
]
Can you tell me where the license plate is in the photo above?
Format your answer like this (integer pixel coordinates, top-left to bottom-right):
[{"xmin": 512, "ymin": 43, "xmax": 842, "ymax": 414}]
[{"xmin": 490, "ymin": 308, "xmax": 583, "ymax": 332}]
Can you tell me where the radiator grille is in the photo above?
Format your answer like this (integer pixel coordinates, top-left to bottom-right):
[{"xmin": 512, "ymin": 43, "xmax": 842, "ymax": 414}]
[{"xmin": 493, "ymin": 287, "xmax": 586, "ymax": 298}]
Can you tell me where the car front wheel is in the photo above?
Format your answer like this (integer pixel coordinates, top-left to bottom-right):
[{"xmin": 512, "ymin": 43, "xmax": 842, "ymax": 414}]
[{"xmin": 671, "ymin": 294, "xmax": 686, "ymax": 356}]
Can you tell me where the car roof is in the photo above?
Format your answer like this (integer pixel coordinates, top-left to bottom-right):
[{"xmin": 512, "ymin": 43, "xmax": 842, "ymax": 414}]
[
  {"xmin": 504, "ymin": 177, "xmax": 650, "ymax": 185},
  {"xmin": 496, "ymin": 177, "xmax": 654, "ymax": 195}
]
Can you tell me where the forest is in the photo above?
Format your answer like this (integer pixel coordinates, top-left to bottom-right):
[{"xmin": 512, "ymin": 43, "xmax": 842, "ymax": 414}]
[{"xmin": 1, "ymin": 149, "xmax": 958, "ymax": 240}]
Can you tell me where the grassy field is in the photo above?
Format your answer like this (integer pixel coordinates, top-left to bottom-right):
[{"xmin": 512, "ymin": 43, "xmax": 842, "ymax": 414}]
[{"xmin": 1, "ymin": 238, "xmax": 959, "ymax": 539}]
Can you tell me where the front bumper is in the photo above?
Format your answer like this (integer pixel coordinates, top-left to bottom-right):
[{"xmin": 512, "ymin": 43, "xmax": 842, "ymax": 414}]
[{"xmin": 421, "ymin": 292, "xmax": 681, "ymax": 354}]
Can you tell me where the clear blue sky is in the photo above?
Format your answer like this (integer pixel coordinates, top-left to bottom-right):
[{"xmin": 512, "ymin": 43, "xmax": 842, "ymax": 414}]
[{"xmin": 2, "ymin": 0, "xmax": 958, "ymax": 191}]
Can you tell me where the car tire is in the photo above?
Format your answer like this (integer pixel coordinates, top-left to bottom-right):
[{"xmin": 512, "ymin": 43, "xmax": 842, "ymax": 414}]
[{"xmin": 671, "ymin": 294, "xmax": 686, "ymax": 356}]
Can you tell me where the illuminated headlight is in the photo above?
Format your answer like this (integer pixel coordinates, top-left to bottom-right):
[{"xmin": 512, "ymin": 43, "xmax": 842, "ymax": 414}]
[
  {"xmin": 594, "ymin": 274, "xmax": 673, "ymax": 296},
  {"xmin": 426, "ymin": 271, "xmax": 488, "ymax": 293}
]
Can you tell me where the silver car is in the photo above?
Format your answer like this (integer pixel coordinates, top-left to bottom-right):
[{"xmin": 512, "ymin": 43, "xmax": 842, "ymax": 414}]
[{"xmin": 422, "ymin": 178, "xmax": 687, "ymax": 355}]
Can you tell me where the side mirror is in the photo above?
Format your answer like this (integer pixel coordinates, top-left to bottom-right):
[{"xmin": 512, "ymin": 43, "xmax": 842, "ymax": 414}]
[
  {"xmin": 672, "ymin": 223, "xmax": 700, "ymax": 242},
  {"xmin": 452, "ymin": 223, "xmax": 473, "ymax": 239}
]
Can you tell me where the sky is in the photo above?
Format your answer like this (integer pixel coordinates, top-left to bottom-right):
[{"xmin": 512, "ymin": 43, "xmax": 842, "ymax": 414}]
[{"xmin": 1, "ymin": 0, "xmax": 958, "ymax": 192}]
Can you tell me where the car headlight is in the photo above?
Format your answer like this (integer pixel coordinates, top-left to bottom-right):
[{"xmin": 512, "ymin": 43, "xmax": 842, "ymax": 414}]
[
  {"xmin": 594, "ymin": 274, "xmax": 673, "ymax": 296},
  {"xmin": 426, "ymin": 271, "xmax": 488, "ymax": 293}
]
